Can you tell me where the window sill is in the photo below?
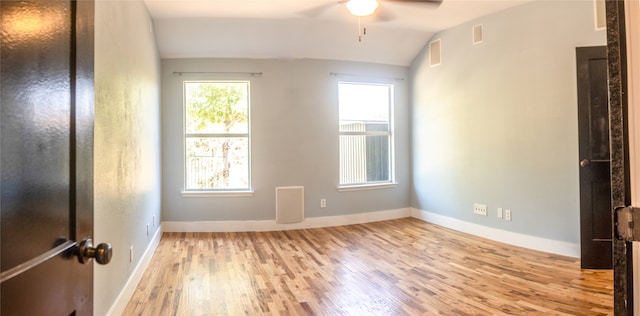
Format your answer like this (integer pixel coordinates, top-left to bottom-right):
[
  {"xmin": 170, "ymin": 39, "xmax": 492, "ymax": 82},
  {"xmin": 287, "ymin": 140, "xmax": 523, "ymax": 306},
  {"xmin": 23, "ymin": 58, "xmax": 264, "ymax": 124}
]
[
  {"xmin": 181, "ymin": 190, "xmax": 255, "ymax": 197},
  {"xmin": 337, "ymin": 182, "xmax": 398, "ymax": 192}
]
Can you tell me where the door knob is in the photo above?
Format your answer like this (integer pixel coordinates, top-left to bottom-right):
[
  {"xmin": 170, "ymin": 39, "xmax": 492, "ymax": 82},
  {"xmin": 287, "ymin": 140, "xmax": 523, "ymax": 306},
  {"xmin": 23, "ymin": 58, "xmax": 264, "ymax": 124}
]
[
  {"xmin": 77, "ymin": 239, "xmax": 112, "ymax": 265},
  {"xmin": 580, "ymin": 159, "xmax": 590, "ymax": 168}
]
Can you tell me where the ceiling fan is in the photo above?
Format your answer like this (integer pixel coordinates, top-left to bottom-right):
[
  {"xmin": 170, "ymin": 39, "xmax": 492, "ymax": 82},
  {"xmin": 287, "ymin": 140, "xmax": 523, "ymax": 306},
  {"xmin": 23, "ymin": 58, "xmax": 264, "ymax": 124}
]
[
  {"xmin": 304, "ymin": 0, "xmax": 442, "ymax": 20},
  {"xmin": 344, "ymin": 0, "xmax": 442, "ymax": 18},
  {"xmin": 304, "ymin": 0, "xmax": 442, "ymax": 42}
]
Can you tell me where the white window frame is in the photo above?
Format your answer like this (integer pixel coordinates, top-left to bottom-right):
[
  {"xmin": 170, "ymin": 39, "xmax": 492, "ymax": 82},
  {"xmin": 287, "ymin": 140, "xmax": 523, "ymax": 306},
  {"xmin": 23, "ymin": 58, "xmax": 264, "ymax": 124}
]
[
  {"xmin": 181, "ymin": 80, "xmax": 253, "ymax": 196},
  {"xmin": 337, "ymin": 81, "xmax": 396, "ymax": 191}
]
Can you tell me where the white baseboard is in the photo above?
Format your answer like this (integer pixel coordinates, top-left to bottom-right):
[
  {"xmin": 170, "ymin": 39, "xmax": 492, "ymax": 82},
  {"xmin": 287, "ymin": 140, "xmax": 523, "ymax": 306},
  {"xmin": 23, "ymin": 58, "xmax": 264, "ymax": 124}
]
[
  {"xmin": 162, "ymin": 208, "xmax": 411, "ymax": 232},
  {"xmin": 411, "ymin": 208, "xmax": 580, "ymax": 258},
  {"xmin": 106, "ymin": 225, "xmax": 163, "ymax": 316}
]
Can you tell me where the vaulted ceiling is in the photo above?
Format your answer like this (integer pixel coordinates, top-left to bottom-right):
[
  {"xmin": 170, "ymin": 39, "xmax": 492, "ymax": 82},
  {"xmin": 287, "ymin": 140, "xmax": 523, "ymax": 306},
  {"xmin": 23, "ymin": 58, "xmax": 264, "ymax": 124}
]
[{"xmin": 143, "ymin": 0, "xmax": 530, "ymax": 66}]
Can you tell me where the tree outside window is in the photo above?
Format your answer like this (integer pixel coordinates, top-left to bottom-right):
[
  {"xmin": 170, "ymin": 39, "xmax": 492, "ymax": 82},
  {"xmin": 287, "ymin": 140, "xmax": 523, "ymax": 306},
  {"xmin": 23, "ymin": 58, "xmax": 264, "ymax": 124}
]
[{"xmin": 184, "ymin": 81, "xmax": 250, "ymax": 190}]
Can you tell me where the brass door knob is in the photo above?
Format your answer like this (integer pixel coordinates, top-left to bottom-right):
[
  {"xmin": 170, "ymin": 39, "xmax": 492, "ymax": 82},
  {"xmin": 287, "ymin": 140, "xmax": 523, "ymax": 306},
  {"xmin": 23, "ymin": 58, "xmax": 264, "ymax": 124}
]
[
  {"xmin": 77, "ymin": 239, "xmax": 112, "ymax": 265},
  {"xmin": 580, "ymin": 159, "xmax": 590, "ymax": 168}
]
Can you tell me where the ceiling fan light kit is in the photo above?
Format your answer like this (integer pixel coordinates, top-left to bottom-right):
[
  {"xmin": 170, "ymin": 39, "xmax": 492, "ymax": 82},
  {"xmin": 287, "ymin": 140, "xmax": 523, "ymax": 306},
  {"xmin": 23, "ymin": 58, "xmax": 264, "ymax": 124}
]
[
  {"xmin": 346, "ymin": 0, "xmax": 379, "ymax": 17},
  {"xmin": 341, "ymin": 0, "xmax": 442, "ymax": 42}
]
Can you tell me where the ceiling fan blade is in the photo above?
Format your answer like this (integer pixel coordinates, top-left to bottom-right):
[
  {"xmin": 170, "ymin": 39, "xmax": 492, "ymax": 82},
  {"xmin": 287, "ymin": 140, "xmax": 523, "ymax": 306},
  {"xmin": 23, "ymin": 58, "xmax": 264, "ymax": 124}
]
[
  {"xmin": 372, "ymin": 0, "xmax": 441, "ymax": 21},
  {"xmin": 372, "ymin": 8, "xmax": 397, "ymax": 22},
  {"xmin": 299, "ymin": 1, "xmax": 348, "ymax": 18},
  {"xmin": 382, "ymin": 0, "xmax": 442, "ymax": 4}
]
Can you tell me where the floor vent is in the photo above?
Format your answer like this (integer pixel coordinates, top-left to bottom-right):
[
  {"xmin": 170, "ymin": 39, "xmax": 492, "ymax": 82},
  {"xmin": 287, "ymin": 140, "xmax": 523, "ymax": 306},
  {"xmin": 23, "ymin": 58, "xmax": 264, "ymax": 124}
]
[
  {"xmin": 276, "ymin": 186, "xmax": 304, "ymax": 224},
  {"xmin": 429, "ymin": 39, "xmax": 441, "ymax": 67}
]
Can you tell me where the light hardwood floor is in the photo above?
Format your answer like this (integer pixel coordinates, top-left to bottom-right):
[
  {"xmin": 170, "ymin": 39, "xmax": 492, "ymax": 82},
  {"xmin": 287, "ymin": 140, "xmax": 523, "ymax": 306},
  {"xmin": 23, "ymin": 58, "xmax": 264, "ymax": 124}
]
[{"xmin": 123, "ymin": 218, "xmax": 613, "ymax": 315}]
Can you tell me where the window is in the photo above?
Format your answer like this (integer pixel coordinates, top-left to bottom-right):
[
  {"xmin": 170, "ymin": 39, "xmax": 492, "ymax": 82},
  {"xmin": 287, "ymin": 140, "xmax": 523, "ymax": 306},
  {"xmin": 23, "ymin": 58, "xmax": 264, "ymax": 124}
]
[
  {"xmin": 339, "ymin": 82, "xmax": 394, "ymax": 186},
  {"xmin": 184, "ymin": 81, "xmax": 250, "ymax": 191}
]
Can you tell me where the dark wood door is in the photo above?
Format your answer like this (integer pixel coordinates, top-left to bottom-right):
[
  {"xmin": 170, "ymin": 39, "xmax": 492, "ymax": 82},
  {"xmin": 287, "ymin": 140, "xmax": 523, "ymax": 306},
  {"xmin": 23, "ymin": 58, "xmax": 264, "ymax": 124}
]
[
  {"xmin": 1, "ymin": 1, "xmax": 97, "ymax": 314},
  {"xmin": 577, "ymin": 46, "xmax": 612, "ymax": 269}
]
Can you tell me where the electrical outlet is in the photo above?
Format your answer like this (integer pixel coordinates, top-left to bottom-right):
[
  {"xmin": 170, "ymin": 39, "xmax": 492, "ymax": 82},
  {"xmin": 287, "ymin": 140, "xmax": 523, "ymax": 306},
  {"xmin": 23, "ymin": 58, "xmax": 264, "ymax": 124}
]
[
  {"xmin": 473, "ymin": 203, "xmax": 487, "ymax": 216},
  {"xmin": 320, "ymin": 198, "xmax": 327, "ymax": 208},
  {"xmin": 497, "ymin": 208, "xmax": 503, "ymax": 218},
  {"xmin": 129, "ymin": 246, "xmax": 134, "ymax": 263},
  {"xmin": 505, "ymin": 209, "xmax": 512, "ymax": 221}
]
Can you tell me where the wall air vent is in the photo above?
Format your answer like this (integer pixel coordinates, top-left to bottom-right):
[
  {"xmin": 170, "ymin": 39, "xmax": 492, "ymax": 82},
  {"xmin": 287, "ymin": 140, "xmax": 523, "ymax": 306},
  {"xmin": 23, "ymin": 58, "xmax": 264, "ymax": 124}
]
[
  {"xmin": 429, "ymin": 39, "xmax": 441, "ymax": 67},
  {"xmin": 473, "ymin": 24, "xmax": 483, "ymax": 44},
  {"xmin": 275, "ymin": 186, "xmax": 304, "ymax": 224}
]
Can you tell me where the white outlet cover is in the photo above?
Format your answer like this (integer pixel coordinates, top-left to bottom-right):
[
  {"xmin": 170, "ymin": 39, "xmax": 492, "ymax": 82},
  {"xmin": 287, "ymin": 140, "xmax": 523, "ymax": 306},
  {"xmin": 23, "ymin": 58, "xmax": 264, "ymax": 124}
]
[{"xmin": 473, "ymin": 203, "xmax": 487, "ymax": 216}]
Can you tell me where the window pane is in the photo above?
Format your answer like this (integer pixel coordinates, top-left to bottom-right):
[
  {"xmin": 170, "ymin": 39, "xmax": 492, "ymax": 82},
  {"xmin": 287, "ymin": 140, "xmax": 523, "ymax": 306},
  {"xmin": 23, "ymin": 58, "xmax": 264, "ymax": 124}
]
[
  {"xmin": 365, "ymin": 135, "xmax": 390, "ymax": 182},
  {"xmin": 185, "ymin": 137, "xmax": 249, "ymax": 190},
  {"xmin": 338, "ymin": 81, "xmax": 393, "ymax": 186},
  {"xmin": 338, "ymin": 83, "xmax": 389, "ymax": 122},
  {"xmin": 340, "ymin": 121, "xmax": 389, "ymax": 133},
  {"xmin": 339, "ymin": 135, "xmax": 390, "ymax": 185},
  {"xmin": 185, "ymin": 81, "xmax": 249, "ymax": 134}
]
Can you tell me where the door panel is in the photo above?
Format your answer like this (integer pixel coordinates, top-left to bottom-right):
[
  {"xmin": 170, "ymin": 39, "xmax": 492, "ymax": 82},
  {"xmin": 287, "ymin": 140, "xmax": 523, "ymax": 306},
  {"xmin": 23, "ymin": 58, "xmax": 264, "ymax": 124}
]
[
  {"xmin": 1, "ymin": 0, "xmax": 72, "ymax": 271},
  {"xmin": 3, "ymin": 256, "xmax": 77, "ymax": 315},
  {"xmin": 1, "ymin": 1, "xmax": 96, "ymax": 314},
  {"xmin": 577, "ymin": 46, "xmax": 612, "ymax": 269},
  {"xmin": 591, "ymin": 179, "xmax": 612, "ymax": 238}
]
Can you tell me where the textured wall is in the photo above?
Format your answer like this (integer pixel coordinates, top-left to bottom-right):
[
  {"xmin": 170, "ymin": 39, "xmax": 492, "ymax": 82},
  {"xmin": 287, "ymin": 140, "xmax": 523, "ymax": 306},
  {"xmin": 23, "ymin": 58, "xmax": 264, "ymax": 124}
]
[
  {"xmin": 94, "ymin": 1, "xmax": 161, "ymax": 314},
  {"xmin": 410, "ymin": 1, "xmax": 606, "ymax": 244},
  {"xmin": 161, "ymin": 59, "xmax": 410, "ymax": 222}
]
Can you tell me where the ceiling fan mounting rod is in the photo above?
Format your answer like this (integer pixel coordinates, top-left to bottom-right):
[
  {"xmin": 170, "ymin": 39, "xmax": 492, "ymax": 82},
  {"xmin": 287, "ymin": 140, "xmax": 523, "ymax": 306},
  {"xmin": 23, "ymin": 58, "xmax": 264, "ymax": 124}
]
[
  {"xmin": 357, "ymin": 16, "xmax": 368, "ymax": 42},
  {"xmin": 358, "ymin": 16, "xmax": 362, "ymax": 42}
]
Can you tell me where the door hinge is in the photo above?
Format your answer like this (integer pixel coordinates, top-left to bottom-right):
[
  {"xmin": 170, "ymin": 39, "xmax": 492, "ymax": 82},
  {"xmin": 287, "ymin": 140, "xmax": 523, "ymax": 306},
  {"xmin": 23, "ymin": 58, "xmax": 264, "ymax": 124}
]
[{"xmin": 616, "ymin": 206, "xmax": 640, "ymax": 241}]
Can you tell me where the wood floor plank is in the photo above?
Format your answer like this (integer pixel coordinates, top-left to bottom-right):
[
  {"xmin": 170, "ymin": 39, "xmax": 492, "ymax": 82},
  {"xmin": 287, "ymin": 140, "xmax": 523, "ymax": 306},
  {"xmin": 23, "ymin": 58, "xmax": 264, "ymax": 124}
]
[{"xmin": 123, "ymin": 218, "xmax": 613, "ymax": 315}]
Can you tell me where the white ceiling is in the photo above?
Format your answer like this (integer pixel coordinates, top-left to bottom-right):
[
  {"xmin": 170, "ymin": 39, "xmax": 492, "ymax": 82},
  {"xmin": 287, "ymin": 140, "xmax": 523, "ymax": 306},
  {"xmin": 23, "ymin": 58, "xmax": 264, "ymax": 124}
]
[{"xmin": 144, "ymin": 0, "xmax": 530, "ymax": 66}]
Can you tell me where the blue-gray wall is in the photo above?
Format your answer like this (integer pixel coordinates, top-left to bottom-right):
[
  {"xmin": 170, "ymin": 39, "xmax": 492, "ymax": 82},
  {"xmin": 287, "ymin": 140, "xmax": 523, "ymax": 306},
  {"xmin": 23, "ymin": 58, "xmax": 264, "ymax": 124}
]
[
  {"xmin": 410, "ymin": 1, "xmax": 606, "ymax": 244},
  {"xmin": 162, "ymin": 59, "xmax": 411, "ymax": 221},
  {"xmin": 94, "ymin": 1, "xmax": 161, "ymax": 314}
]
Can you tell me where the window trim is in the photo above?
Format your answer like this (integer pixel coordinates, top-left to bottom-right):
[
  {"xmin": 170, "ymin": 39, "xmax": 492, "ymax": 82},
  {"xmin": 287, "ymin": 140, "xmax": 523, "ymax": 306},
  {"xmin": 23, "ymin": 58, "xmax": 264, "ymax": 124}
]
[
  {"xmin": 181, "ymin": 190, "xmax": 255, "ymax": 197},
  {"xmin": 182, "ymin": 80, "xmax": 252, "ymax": 193},
  {"xmin": 337, "ymin": 81, "xmax": 396, "ymax": 189},
  {"xmin": 337, "ymin": 182, "xmax": 398, "ymax": 192}
]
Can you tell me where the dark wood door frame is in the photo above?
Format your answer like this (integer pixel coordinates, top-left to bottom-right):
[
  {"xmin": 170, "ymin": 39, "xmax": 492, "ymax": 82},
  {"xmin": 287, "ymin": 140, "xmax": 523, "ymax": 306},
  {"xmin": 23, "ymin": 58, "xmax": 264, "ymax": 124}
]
[{"xmin": 605, "ymin": 0, "xmax": 632, "ymax": 315}]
